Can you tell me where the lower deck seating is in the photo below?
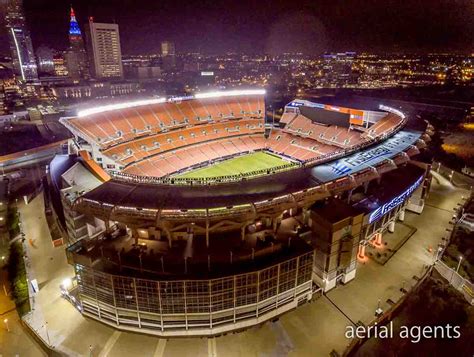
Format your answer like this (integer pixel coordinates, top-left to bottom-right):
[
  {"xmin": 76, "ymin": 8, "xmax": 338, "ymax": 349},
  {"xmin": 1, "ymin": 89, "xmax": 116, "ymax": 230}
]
[
  {"xmin": 124, "ymin": 134, "xmax": 269, "ymax": 177},
  {"xmin": 283, "ymin": 114, "xmax": 365, "ymax": 148},
  {"xmin": 104, "ymin": 119, "xmax": 264, "ymax": 165},
  {"xmin": 362, "ymin": 113, "xmax": 402, "ymax": 139},
  {"xmin": 265, "ymin": 131, "xmax": 339, "ymax": 161},
  {"xmin": 123, "ymin": 128, "xmax": 345, "ymax": 178}
]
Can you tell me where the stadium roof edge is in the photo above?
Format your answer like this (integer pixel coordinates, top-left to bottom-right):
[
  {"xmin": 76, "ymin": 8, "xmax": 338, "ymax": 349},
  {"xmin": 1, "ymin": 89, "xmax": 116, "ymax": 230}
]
[
  {"xmin": 285, "ymin": 99, "xmax": 384, "ymax": 112},
  {"xmin": 74, "ymin": 89, "xmax": 266, "ymax": 118},
  {"xmin": 285, "ymin": 99, "xmax": 406, "ymax": 119}
]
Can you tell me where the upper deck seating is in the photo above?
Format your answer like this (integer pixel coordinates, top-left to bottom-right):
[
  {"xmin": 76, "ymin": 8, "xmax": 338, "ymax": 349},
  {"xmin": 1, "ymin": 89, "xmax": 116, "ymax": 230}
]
[{"xmin": 66, "ymin": 95, "xmax": 265, "ymax": 149}]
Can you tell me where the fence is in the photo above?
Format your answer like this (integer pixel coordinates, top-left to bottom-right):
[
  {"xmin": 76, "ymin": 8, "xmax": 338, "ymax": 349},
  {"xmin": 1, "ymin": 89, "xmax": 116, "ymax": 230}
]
[
  {"xmin": 434, "ymin": 260, "xmax": 474, "ymax": 305},
  {"xmin": 432, "ymin": 162, "xmax": 474, "ymax": 191}
]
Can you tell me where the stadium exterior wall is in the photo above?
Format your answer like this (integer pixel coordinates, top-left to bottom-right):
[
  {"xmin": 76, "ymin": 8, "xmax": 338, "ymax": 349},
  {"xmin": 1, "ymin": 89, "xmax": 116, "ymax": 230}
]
[{"xmin": 73, "ymin": 252, "xmax": 313, "ymax": 337}]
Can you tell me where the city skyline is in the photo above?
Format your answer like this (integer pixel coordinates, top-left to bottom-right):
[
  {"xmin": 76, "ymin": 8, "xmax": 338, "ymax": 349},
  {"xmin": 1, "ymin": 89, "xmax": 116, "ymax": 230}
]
[{"xmin": 0, "ymin": 0, "xmax": 473, "ymax": 57}]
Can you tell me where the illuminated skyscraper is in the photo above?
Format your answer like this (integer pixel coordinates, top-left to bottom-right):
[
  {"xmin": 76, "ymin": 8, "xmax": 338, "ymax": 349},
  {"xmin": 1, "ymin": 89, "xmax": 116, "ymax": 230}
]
[
  {"xmin": 85, "ymin": 18, "xmax": 123, "ymax": 79},
  {"xmin": 5, "ymin": 0, "xmax": 38, "ymax": 82},
  {"xmin": 65, "ymin": 7, "xmax": 89, "ymax": 80},
  {"xmin": 160, "ymin": 41, "xmax": 175, "ymax": 57},
  {"xmin": 161, "ymin": 41, "xmax": 176, "ymax": 71}
]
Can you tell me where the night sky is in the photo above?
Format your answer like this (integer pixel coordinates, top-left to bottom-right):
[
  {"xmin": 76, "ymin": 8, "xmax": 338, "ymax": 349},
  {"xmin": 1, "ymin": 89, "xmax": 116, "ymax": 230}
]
[{"xmin": 1, "ymin": 0, "xmax": 473, "ymax": 55}]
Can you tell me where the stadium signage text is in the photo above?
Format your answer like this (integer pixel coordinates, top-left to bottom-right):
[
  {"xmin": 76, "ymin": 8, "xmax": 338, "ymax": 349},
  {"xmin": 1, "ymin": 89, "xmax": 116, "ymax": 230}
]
[
  {"xmin": 329, "ymin": 132, "xmax": 420, "ymax": 176},
  {"xmin": 287, "ymin": 100, "xmax": 325, "ymax": 109},
  {"xmin": 368, "ymin": 175, "xmax": 423, "ymax": 223},
  {"xmin": 344, "ymin": 146, "xmax": 392, "ymax": 167}
]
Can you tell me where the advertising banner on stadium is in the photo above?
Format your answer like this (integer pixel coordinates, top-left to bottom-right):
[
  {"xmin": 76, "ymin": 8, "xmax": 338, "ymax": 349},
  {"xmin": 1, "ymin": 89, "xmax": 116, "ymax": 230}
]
[
  {"xmin": 310, "ymin": 130, "xmax": 421, "ymax": 182},
  {"xmin": 368, "ymin": 175, "xmax": 423, "ymax": 223}
]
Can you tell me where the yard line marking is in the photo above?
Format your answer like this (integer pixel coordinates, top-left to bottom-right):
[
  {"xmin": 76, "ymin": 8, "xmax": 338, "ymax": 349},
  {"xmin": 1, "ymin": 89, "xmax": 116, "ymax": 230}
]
[
  {"xmin": 153, "ymin": 339, "xmax": 167, "ymax": 357},
  {"xmin": 98, "ymin": 331, "xmax": 121, "ymax": 357},
  {"xmin": 208, "ymin": 337, "xmax": 217, "ymax": 357}
]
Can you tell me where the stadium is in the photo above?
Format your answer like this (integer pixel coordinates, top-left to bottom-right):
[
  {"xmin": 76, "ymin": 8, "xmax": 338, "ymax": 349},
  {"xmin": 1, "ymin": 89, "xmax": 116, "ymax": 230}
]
[{"xmin": 49, "ymin": 89, "xmax": 434, "ymax": 336}]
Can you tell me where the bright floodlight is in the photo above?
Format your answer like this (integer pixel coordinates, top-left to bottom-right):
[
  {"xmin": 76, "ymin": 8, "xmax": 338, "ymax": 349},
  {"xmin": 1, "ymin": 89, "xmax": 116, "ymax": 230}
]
[
  {"xmin": 77, "ymin": 98, "xmax": 167, "ymax": 117},
  {"xmin": 195, "ymin": 89, "xmax": 266, "ymax": 99},
  {"xmin": 62, "ymin": 278, "xmax": 72, "ymax": 289}
]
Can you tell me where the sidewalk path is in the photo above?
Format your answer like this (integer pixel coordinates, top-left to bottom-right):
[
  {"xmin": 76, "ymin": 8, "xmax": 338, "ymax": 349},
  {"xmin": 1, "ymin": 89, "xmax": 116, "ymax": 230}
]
[{"xmin": 0, "ymin": 240, "xmax": 46, "ymax": 356}]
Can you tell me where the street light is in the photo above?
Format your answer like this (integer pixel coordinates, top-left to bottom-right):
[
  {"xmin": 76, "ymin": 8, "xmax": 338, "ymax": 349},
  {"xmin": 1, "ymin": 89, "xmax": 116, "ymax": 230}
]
[
  {"xmin": 433, "ymin": 246, "xmax": 443, "ymax": 264},
  {"xmin": 43, "ymin": 321, "xmax": 51, "ymax": 345},
  {"xmin": 61, "ymin": 278, "xmax": 72, "ymax": 290},
  {"xmin": 456, "ymin": 256, "xmax": 463, "ymax": 273},
  {"xmin": 60, "ymin": 277, "xmax": 73, "ymax": 299},
  {"xmin": 3, "ymin": 318, "xmax": 9, "ymax": 332}
]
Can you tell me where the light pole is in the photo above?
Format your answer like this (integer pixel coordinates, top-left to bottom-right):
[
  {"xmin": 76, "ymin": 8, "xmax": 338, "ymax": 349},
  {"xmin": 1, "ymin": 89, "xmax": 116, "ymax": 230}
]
[
  {"xmin": 3, "ymin": 318, "xmax": 9, "ymax": 332},
  {"xmin": 375, "ymin": 299, "xmax": 383, "ymax": 316},
  {"xmin": 43, "ymin": 321, "xmax": 51, "ymax": 345},
  {"xmin": 433, "ymin": 246, "xmax": 443, "ymax": 264},
  {"xmin": 89, "ymin": 344, "xmax": 93, "ymax": 357},
  {"xmin": 400, "ymin": 280, "xmax": 407, "ymax": 293},
  {"xmin": 456, "ymin": 256, "xmax": 463, "ymax": 274},
  {"xmin": 450, "ymin": 256, "xmax": 463, "ymax": 284}
]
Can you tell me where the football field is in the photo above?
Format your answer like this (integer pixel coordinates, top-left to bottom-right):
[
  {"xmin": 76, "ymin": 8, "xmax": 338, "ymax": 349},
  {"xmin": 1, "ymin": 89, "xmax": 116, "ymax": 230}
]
[{"xmin": 174, "ymin": 151, "xmax": 294, "ymax": 179}]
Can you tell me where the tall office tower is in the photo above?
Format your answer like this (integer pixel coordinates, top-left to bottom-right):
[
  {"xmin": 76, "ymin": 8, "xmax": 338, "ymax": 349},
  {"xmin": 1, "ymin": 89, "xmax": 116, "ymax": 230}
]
[
  {"xmin": 84, "ymin": 18, "xmax": 123, "ymax": 79},
  {"xmin": 5, "ymin": 0, "xmax": 38, "ymax": 81},
  {"xmin": 65, "ymin": 7, "xmax": 89, "ymax": 80},
  {"xmin": 161, "ymin": 41, "xmax": 175, "ymax": 57},
  {"xmin": 161, "ymin": 41, "xmax": 176, "ymax": 71}
]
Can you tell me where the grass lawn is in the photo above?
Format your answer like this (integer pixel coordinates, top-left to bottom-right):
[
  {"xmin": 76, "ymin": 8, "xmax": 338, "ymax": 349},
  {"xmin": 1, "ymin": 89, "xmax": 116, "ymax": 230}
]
[{"xmin": 174, "ymin": 151, "xmax": 294, "ymax": 179}]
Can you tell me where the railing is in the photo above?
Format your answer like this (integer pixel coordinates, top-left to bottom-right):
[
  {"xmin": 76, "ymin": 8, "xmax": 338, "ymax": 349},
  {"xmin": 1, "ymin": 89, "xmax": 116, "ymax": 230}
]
[{"xmin": 434, "ymin": 260, "xmax": 473, "ymax": 305}]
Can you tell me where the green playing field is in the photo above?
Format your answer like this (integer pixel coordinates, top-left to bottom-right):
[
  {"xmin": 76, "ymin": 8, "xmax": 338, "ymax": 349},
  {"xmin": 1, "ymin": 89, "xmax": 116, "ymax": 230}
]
[{"xmin": 173, "ymin": 151, "xmax": 294, "ymax": 179}]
